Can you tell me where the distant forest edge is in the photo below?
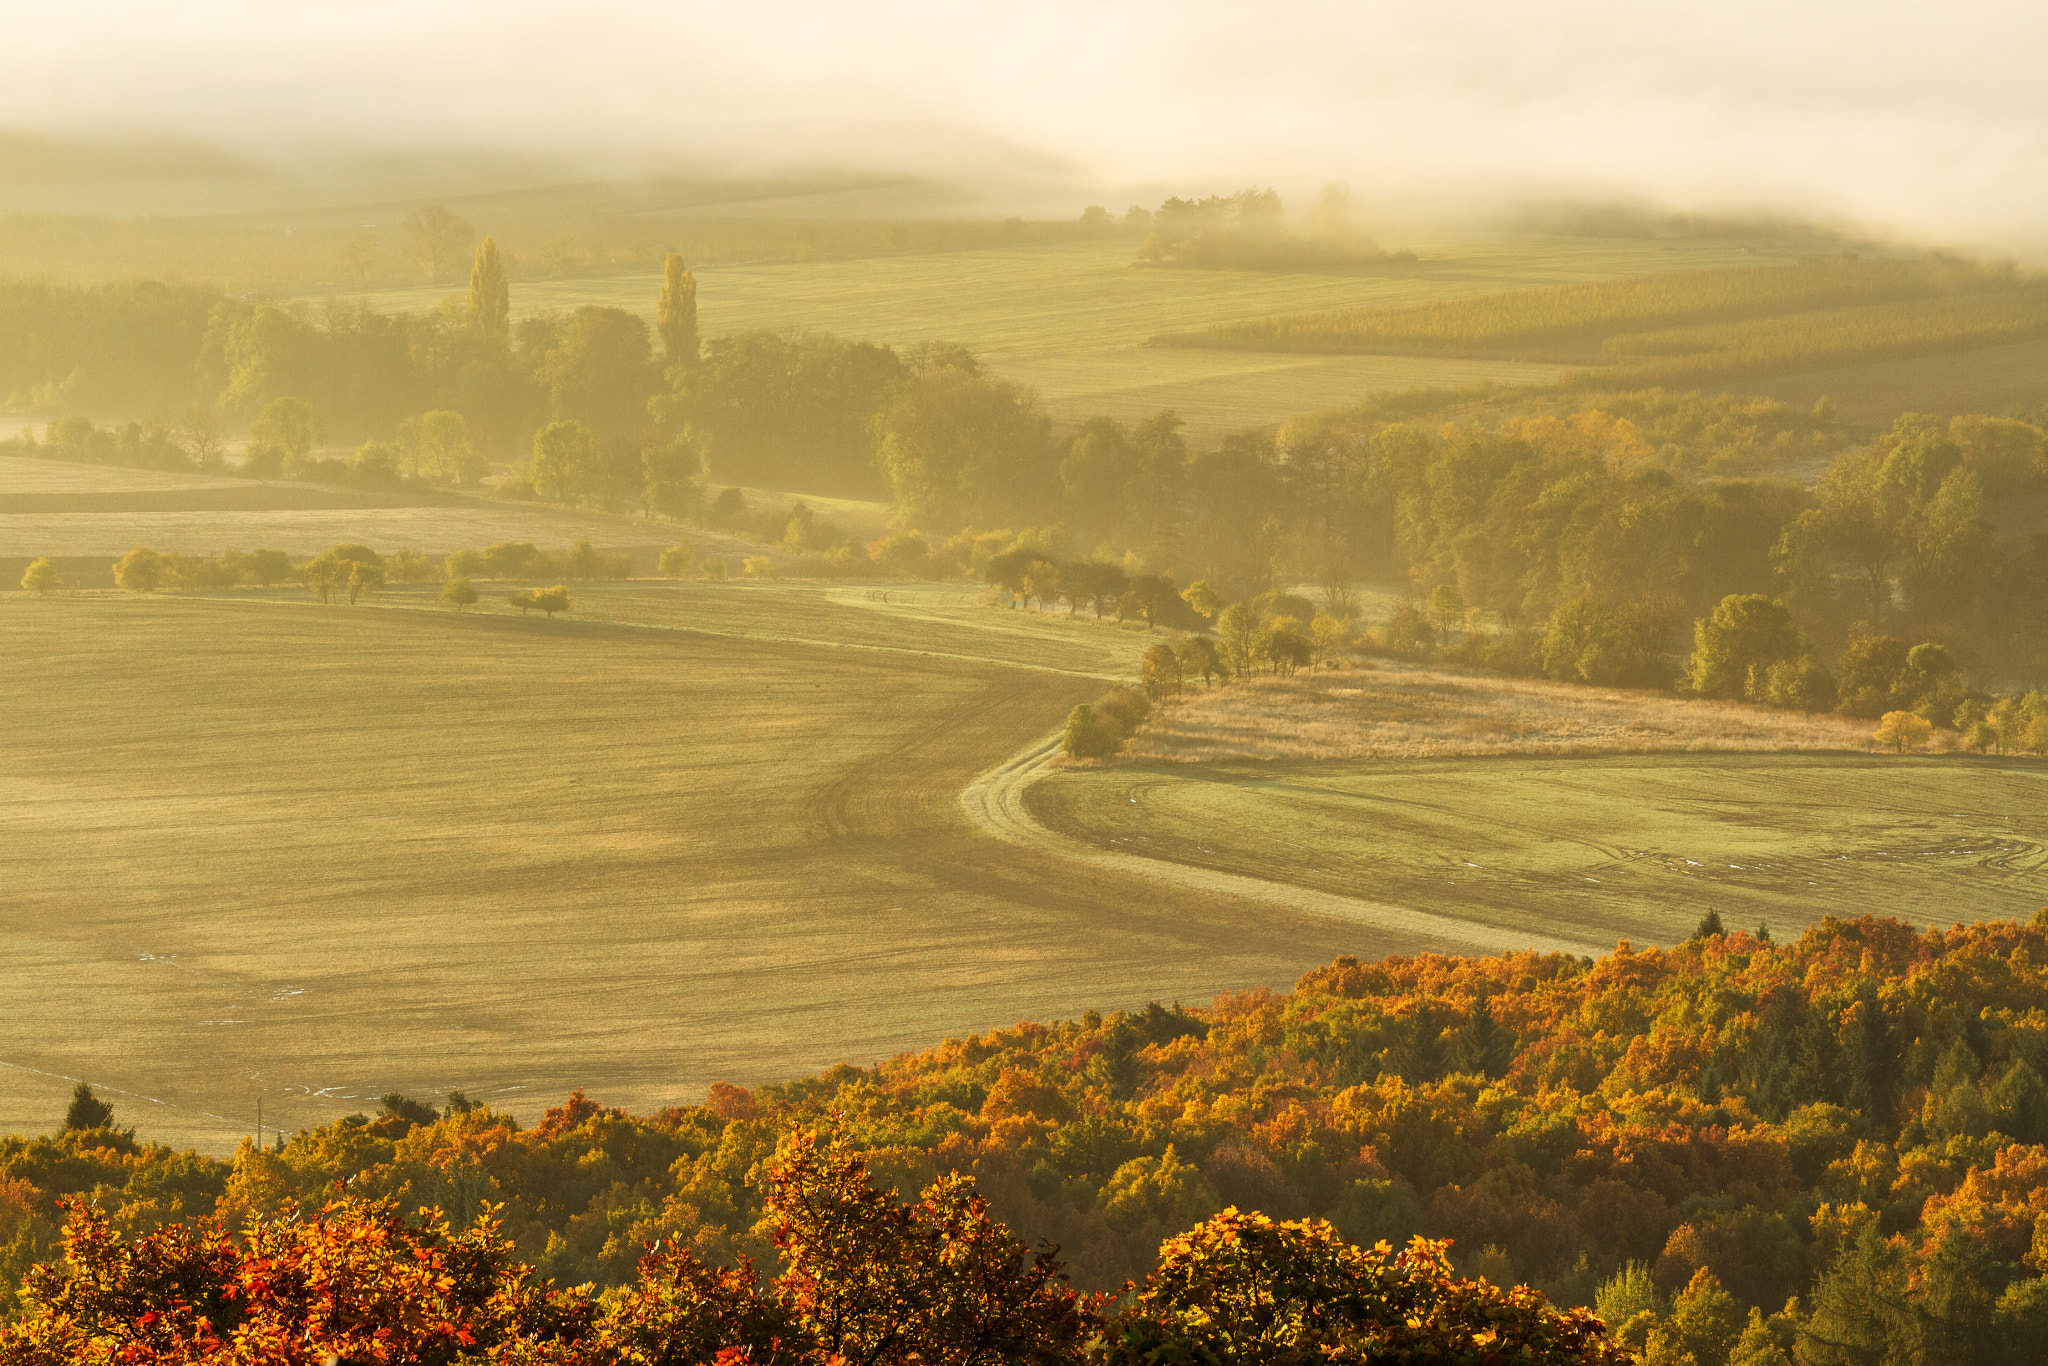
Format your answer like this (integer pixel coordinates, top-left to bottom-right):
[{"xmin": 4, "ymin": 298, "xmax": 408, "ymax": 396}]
[
  {"xmin": 6, "ymin": 234, "xmax": 2048, "ymax": 700},
  {"xmin": 10, "ymin": 915, "xmax": 2048, "ymax": 1363},
  {"xmin": 1161, "ymin": 256, "xmax": 2048, "ymax": 388}
]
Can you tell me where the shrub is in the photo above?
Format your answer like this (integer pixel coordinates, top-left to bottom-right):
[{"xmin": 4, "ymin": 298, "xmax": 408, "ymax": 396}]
[
  {"xmin": 1062, "ymin": 704, "xmax": 1123, "ymax": 760},
  {"xmin": 111, "ymin": 546, "xmax": 168, "ymax": 592},
  {"xmin": 19, "ymin": 557, "xmax": 61, "ymax": 594},
  {"xmin": 659, "ymin": 542, "xmax": 695, "ymax": 578}
]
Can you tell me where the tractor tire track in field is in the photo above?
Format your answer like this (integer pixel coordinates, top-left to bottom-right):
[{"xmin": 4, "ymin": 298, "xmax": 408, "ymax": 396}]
[{"xmin": 960, "ymin": 738, "xmax": 1611, "ymax": 959}]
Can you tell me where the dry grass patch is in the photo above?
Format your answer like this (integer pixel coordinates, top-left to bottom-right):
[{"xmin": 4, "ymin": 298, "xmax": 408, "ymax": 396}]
[{"xmin": 1127, "ymin": 661, "xmax": 1876, "ymax": 762}]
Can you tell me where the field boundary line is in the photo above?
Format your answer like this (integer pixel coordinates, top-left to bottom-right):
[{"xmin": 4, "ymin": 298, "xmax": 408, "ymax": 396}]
[
  {"xmin": 960, "ymin": 738, "xmax": 1610, "ymax": 959},
  {"xmin": 175, "ymin": 590, "xmax": 1131, "ymax": 683}
]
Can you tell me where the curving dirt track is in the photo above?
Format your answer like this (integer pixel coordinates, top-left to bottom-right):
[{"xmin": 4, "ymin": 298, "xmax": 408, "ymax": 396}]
[
  {"xmin": 0, "ymin": 587, "xmax": 1414, "ymax": 1152},
  {"xmin": 961, "ymin": 739, "xmax": 1609, "ymax": 958}
]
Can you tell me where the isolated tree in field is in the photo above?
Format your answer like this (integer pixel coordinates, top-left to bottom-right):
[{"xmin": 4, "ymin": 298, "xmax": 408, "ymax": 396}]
[
  {"xmin": 510, "ymin": 588, "xmax": 537, "ymax": 615},
  {"xmin": 20, "ymin": 557, "xmax": 61, "ymax": 594},
  {"xmin": 1874, "ymin": 709, "xmax": 1934, "ymax": 753},
  {"xmin": 1686, "ymin": 594, "xmax": 1807, "ymax": 700},
  {"xmin": 1062, "ymin": 703, "xmax": 1123, "ymax": 759},
  {"xmin": 466, "ymin": 237, "xmax": 509, "ymax": 339},
  {"xmin": 112, "ymin": 546, "xmax": 168, "ymax": 592},
  {"xmin": 1142, "ymin": 642, "xmax": 1183, "ymax": 701},
  {"xmin": 659, "ymin": 542, "xmax": 695, "ymax": 578},
  {"xmin": 658, "ymin": 253, "xmax": 699, "ymax": 367},
  {"xmin": 441, "ymin": 577, "xmax": 478, "ymax": 610},
  {"xmin": 532, "ymin": 585, "xmax": 570, "ymax": 619},
  {"xmin": 250, "ymin": 396, "xmax": 322, "ymax": 475},
  {"xmin": 1180, "ymin": 579, "xmax": 1220, "ymax": 623},
  {"xmin": 404, "ymin": 204, "xmax": 475, "ymax": 281},
  {"xmin": 62, "ymin": 1081, "xmax": 113, "ymax": 1132}
]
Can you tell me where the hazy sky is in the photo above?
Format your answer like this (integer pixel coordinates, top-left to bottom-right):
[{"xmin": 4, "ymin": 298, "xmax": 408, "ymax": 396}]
[{"xmin": 9, "ymin": 1, "xmax": 2048, "ymax": 248}]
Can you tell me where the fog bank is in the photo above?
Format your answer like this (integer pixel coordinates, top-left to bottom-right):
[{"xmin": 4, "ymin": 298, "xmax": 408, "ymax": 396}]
[{"xmin": 6, "ymin": 1, "xmax": 2047, "ymax": 250}]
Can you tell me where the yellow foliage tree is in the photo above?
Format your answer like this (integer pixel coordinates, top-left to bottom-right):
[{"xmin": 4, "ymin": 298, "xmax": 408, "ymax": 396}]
[{"xmin": 1873, "ymin": 709, "xmax": 1934, "ymax": 753}]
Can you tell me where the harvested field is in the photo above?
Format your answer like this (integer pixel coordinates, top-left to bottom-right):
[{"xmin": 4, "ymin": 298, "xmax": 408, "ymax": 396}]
[
  {"xmin": 1125, "ymin": 663, "xmax": 1878, "ymax": 763},
  {"xmin": 0, "ymin": 586, "xmax": 1396, "ymax": 1153},
  {"xmin": 0, "ymin": 452, "xmax": 767, "ymax": 568}
]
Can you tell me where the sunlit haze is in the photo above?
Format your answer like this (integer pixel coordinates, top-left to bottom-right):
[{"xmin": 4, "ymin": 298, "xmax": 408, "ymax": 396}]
[{"xmin": 7, "ymin": 0, "xmax": 2048, "ymax": 248}]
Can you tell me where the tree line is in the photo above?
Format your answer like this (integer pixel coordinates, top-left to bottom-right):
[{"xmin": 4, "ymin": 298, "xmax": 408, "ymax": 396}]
[
  {"xmin": 0, "ymin": 1117, "xmax": 1617, "ymax": 1366},
  {"xmin": 7, "ymin": 251, "xmax": 2047, "ymax": 703},
  {"xmin": 7, "ymin": 913, "xmax": 2048, "ymax": 1362}
]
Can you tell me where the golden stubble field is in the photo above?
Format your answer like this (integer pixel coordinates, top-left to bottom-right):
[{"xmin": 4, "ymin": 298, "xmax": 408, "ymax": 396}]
[
  {"xmin": 0, "ymin": 455, "xmax": 770, "ymax": 565},
  {"xmin": 0, "ymin": 585, "xmax": 1391, "ymax": 1153}
]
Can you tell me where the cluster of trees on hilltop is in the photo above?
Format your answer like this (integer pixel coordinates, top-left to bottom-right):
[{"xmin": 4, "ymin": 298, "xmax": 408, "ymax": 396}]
[
  {"xmin": 1129, "ymin": 186, "xmax": 1407, "ymax": 271},
  {"xmin": 8, "ymin": 915, "xmax": 2048, "ymax": 1362}
]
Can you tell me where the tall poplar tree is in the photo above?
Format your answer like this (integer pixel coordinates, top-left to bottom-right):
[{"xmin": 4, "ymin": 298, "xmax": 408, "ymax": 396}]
[
  {"xmin": 467, "ymin": 237, "xmax": 509, "ymax": 339},
  {"xmin": 658, "ymin": 252, "xmax": 699, "ymax": 367}
]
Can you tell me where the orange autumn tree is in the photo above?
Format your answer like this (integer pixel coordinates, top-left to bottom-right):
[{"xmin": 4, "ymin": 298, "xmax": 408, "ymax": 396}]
[{"xmin": 0, "ymin": 1126, "xmax": 1622, "ymax": 1365}]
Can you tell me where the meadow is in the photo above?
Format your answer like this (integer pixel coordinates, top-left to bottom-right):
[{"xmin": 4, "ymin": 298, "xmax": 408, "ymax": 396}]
[
  {"xmin": 1123, "ymin": 663, "xmax": 1878, "ymax": 762},
  {"xmin": 0, "ymin": 585, "xmax": 1382, "ymax": 1154},
  {"xmin": 1026, "ymin": 751, "xmax": 2048, "ymax": 956}
]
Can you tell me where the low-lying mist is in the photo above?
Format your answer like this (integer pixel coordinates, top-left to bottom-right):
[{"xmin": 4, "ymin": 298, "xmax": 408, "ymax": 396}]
[{"xmin": 3, "ymin": 2, "xmax": 2046, "ymax": 253}]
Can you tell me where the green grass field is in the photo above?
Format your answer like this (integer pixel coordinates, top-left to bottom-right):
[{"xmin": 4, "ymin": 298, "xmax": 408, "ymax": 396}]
[
  {"xmin": 0, "ymin": 585, "xmax": 1382, "ymax": 1153},
  {"xmin": 1026, "ymin": 753, "xmax": 2048, "ymax": 952}
]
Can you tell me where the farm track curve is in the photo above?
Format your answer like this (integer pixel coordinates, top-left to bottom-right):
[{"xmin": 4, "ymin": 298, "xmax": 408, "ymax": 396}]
[{"xmin": 959, "ymin": 738, "xmax": 1611, "ymax": 959}]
